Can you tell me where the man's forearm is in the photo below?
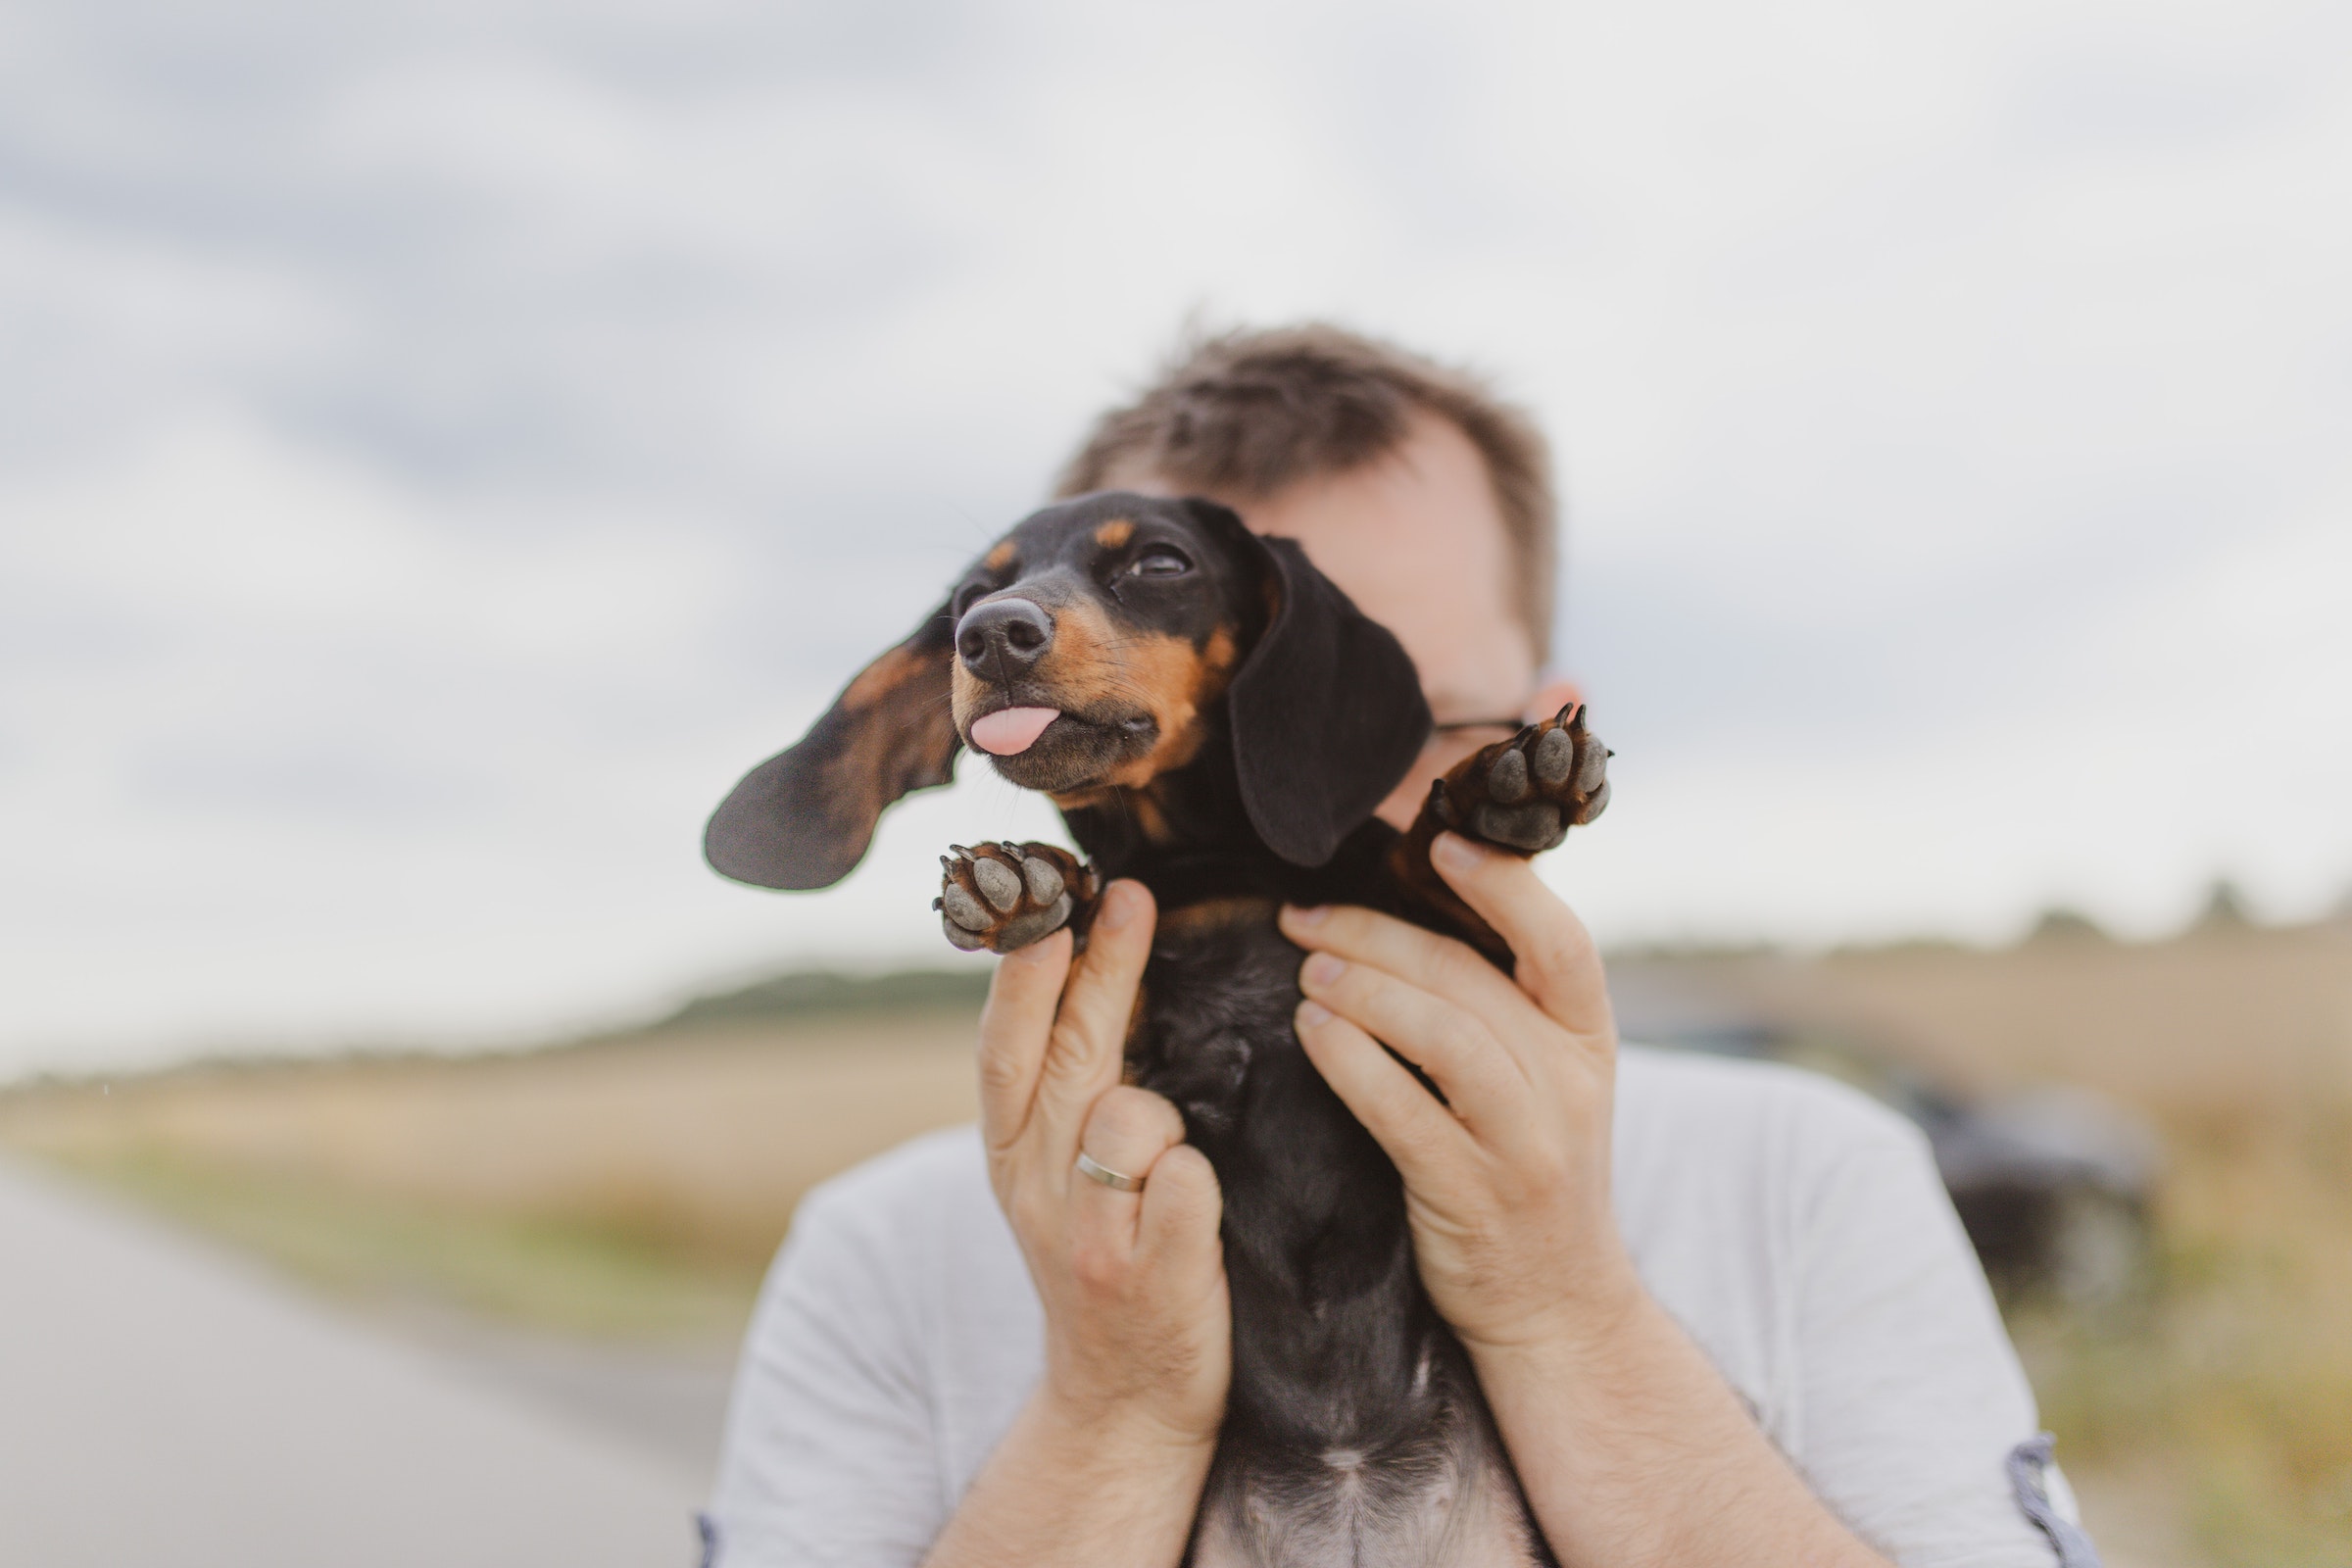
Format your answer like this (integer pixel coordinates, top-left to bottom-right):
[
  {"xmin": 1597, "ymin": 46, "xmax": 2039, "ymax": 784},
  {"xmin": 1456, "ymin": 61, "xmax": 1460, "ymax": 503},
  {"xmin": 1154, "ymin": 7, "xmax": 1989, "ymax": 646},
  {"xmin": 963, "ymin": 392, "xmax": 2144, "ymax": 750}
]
[
  {"xmin": 921, "ymin": 1389, "xmax": 1213, "ymax": 1568},
  {"xmin": 1476, "ymin": 1289, "xmax": 1890, "ymax": 1568}
]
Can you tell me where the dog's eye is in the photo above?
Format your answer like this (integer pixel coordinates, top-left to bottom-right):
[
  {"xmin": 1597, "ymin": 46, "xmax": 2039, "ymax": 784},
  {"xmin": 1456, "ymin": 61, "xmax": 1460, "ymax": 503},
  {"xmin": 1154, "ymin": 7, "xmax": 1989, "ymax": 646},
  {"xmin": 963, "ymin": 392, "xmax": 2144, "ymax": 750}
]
[
  {"xmin": 1126, "ymin": 549, "xmax": 1191, "ymax": 578},
  {"xmin": 951, "ymin": 582, "xmax": 991, "ymax": 618}
]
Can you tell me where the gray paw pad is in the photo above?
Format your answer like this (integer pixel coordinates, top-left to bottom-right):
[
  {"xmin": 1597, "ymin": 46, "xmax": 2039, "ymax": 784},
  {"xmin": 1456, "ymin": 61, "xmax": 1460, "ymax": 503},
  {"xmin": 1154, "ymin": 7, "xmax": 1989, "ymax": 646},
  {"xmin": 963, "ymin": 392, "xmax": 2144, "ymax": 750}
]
[
  {"xmin": 1487, "ymin": 747, "xmax": 1530, "ymax": 804},
  {"xmin": 1021, "ymin": 856, "xmax": 1063, "ymax": 906},
  {"xmin": 941, "ymin": 882, "xmax": 992, "ymax": 932},
  {"xmin": 972, "ymin": 856, "xmax": 1023, "ymax": 911},
  {"xmin": 996, "ymin": 895, "xmax": 1074, "ymax": 951},
  {"xmin": 1533, "ymin": 725, "xmax": 1576, "ymax": 786},
  {"xmin": 1472, "ymin": 801, "xmax": 1566, "ymax": 852}
]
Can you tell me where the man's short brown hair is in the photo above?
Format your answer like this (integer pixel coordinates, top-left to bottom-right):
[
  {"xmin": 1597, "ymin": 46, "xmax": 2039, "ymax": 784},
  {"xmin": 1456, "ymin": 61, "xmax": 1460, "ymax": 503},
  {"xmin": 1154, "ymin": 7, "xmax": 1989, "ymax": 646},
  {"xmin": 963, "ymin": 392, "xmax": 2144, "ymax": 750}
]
[{"xmin": 1054, "ymin": 322, "xmax": 1559, "ymax": 660}]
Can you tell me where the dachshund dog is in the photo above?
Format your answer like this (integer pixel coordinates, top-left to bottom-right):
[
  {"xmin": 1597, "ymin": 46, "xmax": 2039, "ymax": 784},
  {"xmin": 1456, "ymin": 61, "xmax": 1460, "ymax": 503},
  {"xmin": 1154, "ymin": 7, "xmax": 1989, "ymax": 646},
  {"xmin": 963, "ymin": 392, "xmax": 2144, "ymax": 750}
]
[{"xmin": 707, "ymin": 492, "xmax": 1610, "ymax": 1566}]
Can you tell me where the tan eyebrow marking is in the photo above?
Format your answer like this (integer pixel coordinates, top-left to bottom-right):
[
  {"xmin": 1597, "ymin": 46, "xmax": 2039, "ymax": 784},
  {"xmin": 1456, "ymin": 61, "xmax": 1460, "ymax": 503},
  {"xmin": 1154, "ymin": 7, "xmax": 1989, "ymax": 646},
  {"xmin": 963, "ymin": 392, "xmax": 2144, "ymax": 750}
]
[
  {"xmin": 1093, "ymin": 519, "xmax": 1135, "ymax": 550},
  {"xmin": 983, "ymin": 540, "xmax": 1017, "ymax": 572}
]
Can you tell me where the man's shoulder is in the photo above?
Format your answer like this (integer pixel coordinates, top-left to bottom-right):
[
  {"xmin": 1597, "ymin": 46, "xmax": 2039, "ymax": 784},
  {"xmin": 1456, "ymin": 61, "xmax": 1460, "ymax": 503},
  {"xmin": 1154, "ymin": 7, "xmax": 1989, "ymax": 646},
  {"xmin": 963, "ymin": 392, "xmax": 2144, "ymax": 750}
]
[
  {"xmin": 1606, "ymin": 1048, "xmax": 1972, "ymax": 1430},
  {"xmin": 796, "ymin": 1122, "xmax": 994, "ymax": 1240},
  {"xmin": 753, "ymin": 1121, "xmax": 1029, "ymax": 1348},
  {"xmin": 1612, "ymin": 1045, "xmax": 1934, "ymax": 1221},
  {"xmin": 1617, "ymin": 1044, "xmax": 1925, "ymax": 1153}
]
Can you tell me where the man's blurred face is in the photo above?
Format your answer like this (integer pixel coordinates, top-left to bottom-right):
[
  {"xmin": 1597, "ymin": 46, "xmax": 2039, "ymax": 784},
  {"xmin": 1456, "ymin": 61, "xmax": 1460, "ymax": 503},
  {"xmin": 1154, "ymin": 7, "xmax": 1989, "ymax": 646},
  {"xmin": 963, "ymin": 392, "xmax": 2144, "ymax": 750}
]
[{"xmin": 1115, "ymin": 412, "xmax": 1572, "ymax": 828}]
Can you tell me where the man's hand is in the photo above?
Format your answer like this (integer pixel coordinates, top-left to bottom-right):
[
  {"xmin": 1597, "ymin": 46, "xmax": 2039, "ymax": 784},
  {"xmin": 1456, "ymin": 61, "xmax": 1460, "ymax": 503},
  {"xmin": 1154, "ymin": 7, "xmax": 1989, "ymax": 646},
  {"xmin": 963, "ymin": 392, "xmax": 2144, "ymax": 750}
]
[
  {"xmin": 1281, "ymin": 832, "xmax": 1890, "ymax": 1568},
  {"xmin": 978, "ymin": 879, "xmax": 1229, "ymax": 1441},
  {"xmin": 1280, "ymin": 830, "xmax": 1639, "ymax": 1354},
  {"xmin": 924, "ymin": 878, "xmax": 1228, "ymax": 1568}
]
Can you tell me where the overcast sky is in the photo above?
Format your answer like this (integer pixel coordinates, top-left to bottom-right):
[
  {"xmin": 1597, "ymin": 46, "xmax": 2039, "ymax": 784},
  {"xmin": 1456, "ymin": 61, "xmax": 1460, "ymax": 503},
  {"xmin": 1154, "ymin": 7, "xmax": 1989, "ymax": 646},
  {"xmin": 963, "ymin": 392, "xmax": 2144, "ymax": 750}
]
[{"xmin": 4, "ymin": 0, "xmax": 2348, "ymax": 1077}]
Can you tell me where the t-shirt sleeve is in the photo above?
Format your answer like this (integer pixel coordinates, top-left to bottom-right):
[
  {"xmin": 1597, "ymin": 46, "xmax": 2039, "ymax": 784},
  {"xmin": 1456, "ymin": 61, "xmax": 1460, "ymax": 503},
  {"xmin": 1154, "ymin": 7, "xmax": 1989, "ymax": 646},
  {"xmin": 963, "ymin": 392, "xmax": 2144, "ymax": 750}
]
[
  {"xmin": 704, "ymin": 1177, "xmax": 950, "ymax": 1568},
  {"xmin": 1787, "ymin": 1096, "xmax": 2080, "ymax": 1567}
]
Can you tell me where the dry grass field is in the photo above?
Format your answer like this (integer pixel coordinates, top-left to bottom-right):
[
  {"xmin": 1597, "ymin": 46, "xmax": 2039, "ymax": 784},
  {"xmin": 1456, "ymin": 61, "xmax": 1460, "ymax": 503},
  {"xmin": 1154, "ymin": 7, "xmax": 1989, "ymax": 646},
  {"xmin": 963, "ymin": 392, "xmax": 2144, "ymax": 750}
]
[
  {"xmin": 6, "ymin": 919, "xmax": 2348, "ymax": 1565},
  {"xmin": 0, "ymin": 1013, "xmax": 984, "ymax": 1338}
]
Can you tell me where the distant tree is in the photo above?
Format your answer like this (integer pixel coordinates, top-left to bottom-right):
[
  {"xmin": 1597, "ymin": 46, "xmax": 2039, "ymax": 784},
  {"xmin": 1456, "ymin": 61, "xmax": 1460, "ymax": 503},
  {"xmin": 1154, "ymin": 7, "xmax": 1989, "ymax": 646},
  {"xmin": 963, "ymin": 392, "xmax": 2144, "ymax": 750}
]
[
  {"xmin": 2195, "ymin": 878, "xmax": 2255, "ymax": 929},
  {"xmin": 2026, "ymin": 906, "xmax": 2110, "ymax": 944},
  {"xmin": 658, "ymin": 966, "xmax": 992, "ymax": 1030}
]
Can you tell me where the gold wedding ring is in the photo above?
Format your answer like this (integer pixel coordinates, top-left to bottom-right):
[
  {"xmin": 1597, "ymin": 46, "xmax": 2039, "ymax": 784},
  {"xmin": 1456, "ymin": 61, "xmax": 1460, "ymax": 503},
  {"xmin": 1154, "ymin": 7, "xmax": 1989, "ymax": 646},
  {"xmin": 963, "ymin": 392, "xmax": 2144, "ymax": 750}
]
[{"xmin": 1075, "ymin": 1151, "xmax": 1146, "ymax": 1192}]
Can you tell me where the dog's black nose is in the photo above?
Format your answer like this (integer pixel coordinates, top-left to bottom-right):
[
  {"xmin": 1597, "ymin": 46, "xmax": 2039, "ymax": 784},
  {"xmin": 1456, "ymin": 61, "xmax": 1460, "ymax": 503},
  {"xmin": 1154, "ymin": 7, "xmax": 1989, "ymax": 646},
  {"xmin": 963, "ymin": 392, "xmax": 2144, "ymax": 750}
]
[{"xmin": 956, "ymin": 597, "xmax": 1054, "ymax": 679}]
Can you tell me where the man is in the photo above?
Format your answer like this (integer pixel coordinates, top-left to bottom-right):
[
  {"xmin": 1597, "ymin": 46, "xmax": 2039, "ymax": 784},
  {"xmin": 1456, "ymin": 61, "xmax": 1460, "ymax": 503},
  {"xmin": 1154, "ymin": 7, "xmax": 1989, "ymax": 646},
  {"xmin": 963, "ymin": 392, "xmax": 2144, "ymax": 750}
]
[{"xmin": 705, "ymin": 326, "xmax": 2096, "ymax": 1566}]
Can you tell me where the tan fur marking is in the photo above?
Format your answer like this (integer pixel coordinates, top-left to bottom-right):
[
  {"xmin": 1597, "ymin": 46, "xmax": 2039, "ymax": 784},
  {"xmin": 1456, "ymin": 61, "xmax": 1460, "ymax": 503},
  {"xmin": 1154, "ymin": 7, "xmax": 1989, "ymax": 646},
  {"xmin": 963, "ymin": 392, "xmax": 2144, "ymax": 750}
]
[
  {"xmin": 1093, "ymin": 518, "xmax": 1135, "ymax": 549},
  {"xmin": 1029, "ymin": 617, "xmax": 1244, "ymax": 794},
  {"xmin": 950, "ymin": 662, "xmax": 987, "ymax": 727},
  {"xmin": 1154, "ymin": 897, "xmax": 1277, "ymax": 937},
  {"xmin": 1096, "ymin": 622, "xmax": 1241, "ymax": 789},
  {"xmin": 1040, "ymin": 596, "xmax": 1123, "ymax": 689},
  {"xmin": 984, "ymin": 540, "xmax": 1016, "ymax": 571},
  {"xmin": 842, "ymin": 644, "xmax": 927, "ymax": 710},
  {"xmin": 1123, "ymin": 788, "xmax": 1173, "ymax": 844}
]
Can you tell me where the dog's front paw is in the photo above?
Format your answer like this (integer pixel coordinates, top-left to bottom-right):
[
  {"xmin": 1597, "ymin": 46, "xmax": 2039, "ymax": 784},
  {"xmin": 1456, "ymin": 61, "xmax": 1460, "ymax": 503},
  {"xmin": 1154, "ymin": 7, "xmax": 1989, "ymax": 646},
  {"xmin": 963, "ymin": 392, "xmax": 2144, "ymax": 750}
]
[
  {"xmin": 934, "ymin": 842, "xmax": 1100, "ymax": 954},
  {"xmin": 1427, "ymin": 705, "xmax": 1611, "ymax": 855}
]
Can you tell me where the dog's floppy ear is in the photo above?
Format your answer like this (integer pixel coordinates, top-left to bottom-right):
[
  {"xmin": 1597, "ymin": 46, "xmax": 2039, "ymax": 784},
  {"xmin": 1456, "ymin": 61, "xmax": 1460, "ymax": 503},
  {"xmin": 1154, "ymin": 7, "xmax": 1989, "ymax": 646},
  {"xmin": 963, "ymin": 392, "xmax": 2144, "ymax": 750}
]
[
  {"xmin": 1197, "ymin": 501, "xmax": 1433, "ymax": 867},
  {"xmin": 705, "ymin": 601, "xmax": 959, "ymax": 890}
]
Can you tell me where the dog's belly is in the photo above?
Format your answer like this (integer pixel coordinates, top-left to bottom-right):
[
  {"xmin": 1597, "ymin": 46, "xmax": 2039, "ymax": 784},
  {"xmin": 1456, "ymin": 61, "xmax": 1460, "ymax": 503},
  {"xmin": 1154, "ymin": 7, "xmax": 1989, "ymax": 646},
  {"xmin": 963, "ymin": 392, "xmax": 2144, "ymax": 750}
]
[
  {"xmin": 1130, "ymin": 904, "xmax": 1546, "ymax": 1568},
  {"xmin": 1190, "ymin": 1337, "xmax": 1542, "ymax": 1568},
  {"xmin": 1191, "ymin": 1439, "xmax": 1538, "ymax": 1568}
]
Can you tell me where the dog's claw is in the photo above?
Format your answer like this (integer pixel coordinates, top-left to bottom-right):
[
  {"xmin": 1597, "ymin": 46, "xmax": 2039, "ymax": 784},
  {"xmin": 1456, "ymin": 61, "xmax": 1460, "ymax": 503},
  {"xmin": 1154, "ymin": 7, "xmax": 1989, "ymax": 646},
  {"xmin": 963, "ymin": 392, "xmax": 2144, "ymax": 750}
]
[
  {"xmin": 1426, "ymin": 705, "xmax": 1611, "ymax": 857},
  {"xmin": 935, "ymin": 841, "xmax": 1099, "ymax": 955},
  {"xmin": 1427, "ymin": 776, "xmax": 1460, "ymax": 829}
]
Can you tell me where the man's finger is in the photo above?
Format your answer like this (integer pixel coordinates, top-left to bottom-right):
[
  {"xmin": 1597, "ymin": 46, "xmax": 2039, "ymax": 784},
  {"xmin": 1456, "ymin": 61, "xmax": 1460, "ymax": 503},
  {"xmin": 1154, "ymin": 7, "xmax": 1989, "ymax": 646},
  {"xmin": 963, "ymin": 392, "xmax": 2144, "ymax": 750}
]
[
  {"xmin": 1295, "ymin": 954, "xmax": 1529, "ymax": 1135},
  {"xmin": 1430, "ymin": 833, "xmax": 1614, "ymax": 1041},
  {"xmin": 1293, "ymin": 1001, "xmax": 1474, "ymax": 1185},
  {"xmin": 1278, "ymin": 902, "xmax": 1550, "ymax": 1069},
  {"xmin": 1069, "ymin": 1085, "xmax": 1186, "ymax": 1254},
  {"xmin": 1030, "ymin": 880, "xmax": 1155, "ymax": 1161},
  {"xmin": 1136, "ymin": 1143, "xmax": 1223, "ymax": 1279},
  {"xmin": 975, "ymin": 929, "xmax": 1073, "ymax": 1154}
]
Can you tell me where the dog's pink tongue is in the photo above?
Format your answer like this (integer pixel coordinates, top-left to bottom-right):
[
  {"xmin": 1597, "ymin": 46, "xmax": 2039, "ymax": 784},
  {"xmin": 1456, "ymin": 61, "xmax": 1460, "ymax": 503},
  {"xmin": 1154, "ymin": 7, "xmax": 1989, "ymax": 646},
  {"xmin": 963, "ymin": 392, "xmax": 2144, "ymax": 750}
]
[{"xmin": 970, "ymin": 707, "xmax": 1059, "ymax": 756}]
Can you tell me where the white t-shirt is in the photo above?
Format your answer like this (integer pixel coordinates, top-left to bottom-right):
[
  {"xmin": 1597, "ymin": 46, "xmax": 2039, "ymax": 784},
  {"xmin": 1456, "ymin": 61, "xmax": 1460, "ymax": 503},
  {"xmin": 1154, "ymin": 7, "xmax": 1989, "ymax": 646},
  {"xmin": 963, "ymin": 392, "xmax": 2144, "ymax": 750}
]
[{"xmin": 706, "ymin": 1048, "xmax": 2093, "ymax": 1567}]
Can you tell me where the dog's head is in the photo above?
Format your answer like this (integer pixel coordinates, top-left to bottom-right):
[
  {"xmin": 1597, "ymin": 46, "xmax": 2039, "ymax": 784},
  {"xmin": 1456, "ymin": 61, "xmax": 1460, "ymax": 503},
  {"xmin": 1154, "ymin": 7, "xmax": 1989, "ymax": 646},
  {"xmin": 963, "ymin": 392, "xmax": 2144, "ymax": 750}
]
[{"xmin": 705, "ymin": 492, "xmax": 1432, "ymax": 890}]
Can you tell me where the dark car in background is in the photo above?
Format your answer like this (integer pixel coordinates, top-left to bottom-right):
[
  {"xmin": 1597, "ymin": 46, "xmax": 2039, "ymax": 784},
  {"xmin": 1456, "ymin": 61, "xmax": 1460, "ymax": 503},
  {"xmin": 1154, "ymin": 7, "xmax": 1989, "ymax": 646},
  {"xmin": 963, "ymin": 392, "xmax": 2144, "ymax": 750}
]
[{"xmin": 1610, "ymin": 976, "xmax": 2160, "ymax": 1305}]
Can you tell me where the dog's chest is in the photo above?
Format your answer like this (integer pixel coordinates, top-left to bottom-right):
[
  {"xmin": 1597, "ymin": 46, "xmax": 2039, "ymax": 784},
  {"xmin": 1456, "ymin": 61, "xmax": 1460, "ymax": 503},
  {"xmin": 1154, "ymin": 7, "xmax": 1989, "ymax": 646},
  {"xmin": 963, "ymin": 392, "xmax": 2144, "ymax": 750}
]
[
  {"xmin": 1125, "ymin": 900, "xmax": 1427, "ymax": 1418},
  {"xmin": 1126, "ymin": 904, "xmax": 1297, "ymax": 1137}
]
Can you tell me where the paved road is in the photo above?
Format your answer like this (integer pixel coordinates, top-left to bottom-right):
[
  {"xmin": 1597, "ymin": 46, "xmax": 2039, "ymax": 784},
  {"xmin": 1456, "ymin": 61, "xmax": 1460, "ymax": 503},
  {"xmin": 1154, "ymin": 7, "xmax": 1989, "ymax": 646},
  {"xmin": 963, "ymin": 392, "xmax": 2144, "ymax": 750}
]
[
  {"xmin": 0, "ymin": 1156, "xmax": 708, "ymax": 1568},
  {"xmin": 378, "ymin": 1303, "xmax": 737, "ymax": 1482}
]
